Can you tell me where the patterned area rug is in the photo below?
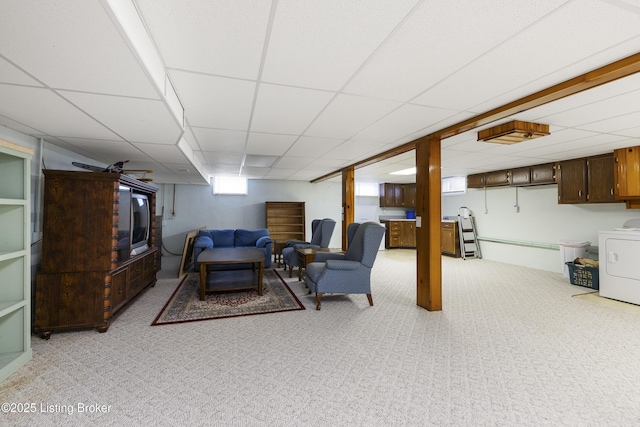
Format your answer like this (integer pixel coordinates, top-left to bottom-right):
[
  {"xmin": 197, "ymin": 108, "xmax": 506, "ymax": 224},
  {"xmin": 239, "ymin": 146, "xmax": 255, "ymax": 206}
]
[{"xmin": 151, "ymin": 269, "xmax": 305, "ymax": 325}]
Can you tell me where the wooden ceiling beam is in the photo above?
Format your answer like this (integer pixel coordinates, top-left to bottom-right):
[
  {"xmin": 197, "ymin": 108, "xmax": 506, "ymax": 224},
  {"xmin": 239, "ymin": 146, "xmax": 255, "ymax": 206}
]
[{"xmin": 311, "ymin": 51, "xmax": 640, "ymax": 183}]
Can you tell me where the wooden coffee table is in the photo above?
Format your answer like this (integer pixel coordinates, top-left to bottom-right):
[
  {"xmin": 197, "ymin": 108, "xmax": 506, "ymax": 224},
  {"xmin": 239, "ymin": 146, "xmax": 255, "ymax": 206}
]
[
  {"xmin": 296, "ymin": 248, "xmax": 344, "ymax": 281},
  {"xmin": 198, "ymin": 248, "xmax": 264, "ymax": 301}
]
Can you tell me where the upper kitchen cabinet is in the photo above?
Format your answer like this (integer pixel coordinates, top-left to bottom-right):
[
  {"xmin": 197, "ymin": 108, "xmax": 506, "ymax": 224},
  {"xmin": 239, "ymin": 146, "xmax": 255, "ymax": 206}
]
[
  {"xmin": 466, "ymin": 173, "xmax": 486, "ymax": 189},
  {"xmin": 511, "ymin": 163, "xmax": 556, "ymax": 187},
  {"xmin": 379, "ymin": 183, "xmax": 416, "ymax": 208},
  {"xmin": 557, "ymin": 154, "xmax": 617, "ymax": 204},
  {"xmin": 614, "ymin": 146, "xmax": 640, "ymax": 199}
]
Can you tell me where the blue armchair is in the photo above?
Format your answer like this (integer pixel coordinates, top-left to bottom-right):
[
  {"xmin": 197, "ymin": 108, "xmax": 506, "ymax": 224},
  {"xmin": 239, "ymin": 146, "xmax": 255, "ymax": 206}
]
[
  {"xmin": 303, "ymin": 222, "xmax": 385, "ymax": 310},
  {"xmin": 282, "ymin": 218, "xmax": 336, "ymax": 277}
]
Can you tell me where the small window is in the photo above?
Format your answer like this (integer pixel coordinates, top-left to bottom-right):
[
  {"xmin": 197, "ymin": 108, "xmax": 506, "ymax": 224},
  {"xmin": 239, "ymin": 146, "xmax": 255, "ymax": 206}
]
[
  {"xmin": 212, "ymin": 176, "xmax": 248, "ymax": 195},
  {"xmin": 355, "ymin": 181, "xmax": 379, "ymax": 197},
  {"xmin": 442, "ymin": 176, "xmax": 466, "ymax": 195}
]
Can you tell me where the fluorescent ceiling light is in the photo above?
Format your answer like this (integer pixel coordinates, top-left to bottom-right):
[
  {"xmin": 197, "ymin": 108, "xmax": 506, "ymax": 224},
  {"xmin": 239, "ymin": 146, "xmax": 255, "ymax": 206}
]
[{"xmin": 390, "ymin": 167, "xmax": 416, "ymax": 175}]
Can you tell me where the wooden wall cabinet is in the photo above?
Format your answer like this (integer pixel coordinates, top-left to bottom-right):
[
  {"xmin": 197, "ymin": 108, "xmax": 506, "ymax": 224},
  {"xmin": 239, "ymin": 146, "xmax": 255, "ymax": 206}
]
[
  {"xmin": 0, "ymin": 140, "xmax": 33, "ymax": 383},
  {"xmin": 441, "ymin": 221, "xmax": 460, "ymax": 257},
  {"xmin": 557, "ymin": 154, "xmax": 618, "ymax": 204},
  {"xmin": 35, "ymin": 170, "xmax": 158, "ymax": 337},
  {"xmin": 511, "ymin": 163, "xmax": 556, "ymax": 186},
  {"xmin": 467, "ymin": 173, "xmax": 486, "ymax": 188},
  {"xmin": 379, "ymin": 183, "xmax": 416, "ymax": 208},
  {"xmin": 485, "ymin": 170, "xmax": 510, "ymax": 187},
  {"xmin": 383, "ymin": 220, "xmax": 416, "ymax": 248},
  {"xmin": 614, "ymin": 146, "xmax": 640, "ymax": 200}
]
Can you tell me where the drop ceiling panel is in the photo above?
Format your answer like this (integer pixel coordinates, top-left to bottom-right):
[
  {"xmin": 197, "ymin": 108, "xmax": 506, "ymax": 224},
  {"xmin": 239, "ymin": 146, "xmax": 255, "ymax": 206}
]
[
  {"xmin": 169, "ymin": 71, "xmax": 255, "ymax": 130},
  {"xmin": 274, "ymin": 156, "xmax": 315, "ymax": 169},
  {"xmin": 262, "ymin": 0, "xmax": 417, "ymax": 91},
  {"xmin": 251, "ymin": 84, "xmax": 335, "ymax": 134},
  {"xmin": 352, "ymin": 104, "xmax": 457, "ymax": 143},
  {"xmin": 203, "ymin": 152, "xmax": 243, "ymax": 166},
  {"xmin": 0, "ymin": 85, "xmax": 120, "ymax": 139},
  {"xmin": 412, "ymin": 0, "xmax": 640, "ymax": 111},
  {"xmin": 136, "ymin": 0, "xmax": 272, "ymax": 79},
  {"xmin": 246, "ymin": 133, "xmax": 297, "ymax": 156},
  {"xmin": 0, "ymin": 58, "xmax": 42, "ymax": 86},
  {"xmin": 61, "ymin": 138, "xmax": 152, "ymax": 163},
  {"xmin": 344, "ymin": 0, "xmax": 566, "ymax": 102},
  {"xmin": 284, "ymin": 136, "xmax": 344, "ymax": 157},
  {"xmin": 322, "ymin": 140, "xmax": 386, "ymax": 161},
  {"xmin": 133, "ymin": 143, "xmax": 190, "ymax": 164},
  {"xmin": 59, "ymin": 91, "xmax": 182, "ymax": 144},
  {"xmin": 191, "ymin": 128, "xmax": 247, "ymax": 152},
  {"xmin": 304, "ymin": 94, "xmax": 402, "ymax": 139},
  {"xmin": 0, "ymin": 0, "xmax": 158, "ymax": 98},
  {"xmin": 578, "ymin": 110, "xmax": 640, "ymax": 134}
]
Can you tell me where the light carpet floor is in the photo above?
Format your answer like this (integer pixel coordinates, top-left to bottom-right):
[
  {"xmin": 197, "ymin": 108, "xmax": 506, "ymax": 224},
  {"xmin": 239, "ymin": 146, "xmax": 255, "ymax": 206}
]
[{"xmin": 1, "ymin": 250, "xmax": 639, "ymax": 426}]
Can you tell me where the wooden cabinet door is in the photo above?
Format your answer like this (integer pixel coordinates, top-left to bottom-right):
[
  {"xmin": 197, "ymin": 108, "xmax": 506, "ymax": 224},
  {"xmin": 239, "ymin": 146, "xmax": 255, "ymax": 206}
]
[
  {"xmin": 110, "ymin": 267, "xmax": 127, "ymax": 312},
  {"xmin": 401, "ymin": 222, "xmax": 416, "ymax": 247},
  {"xmin": 587, "ymin": 154, "xmax": 617, "ymax": 203},
  {"xmin": 615, "ymin": 146, "xmax": 640, "ymax": 199},
  {"xmin": 379, "ymin": 184, "xmax": 396, "ymax": 207},
  {"xmin": 402, "ymin": 184, "xmax": 416, "ymax": 207},
  {"xmin": 510, "ymin": 167, "xmax": 530, "ymax": 186},
  {"xmin": 531, "ymin": 163, "xmax": 556, "ymax": 185},
  {"xmin": 467, "ymin": 173, "xmax": 485, "ymax": 188},
  {"xmin": 557, "ymin": 159, "xmax": 588, "ymax": 204},
  {"xmin": 441, "ymin": 222, "xmax": 457, "ymax": 255},
  {"xmin": 485, "ymin": 170, "xmax": 510, "ymax": 187}
]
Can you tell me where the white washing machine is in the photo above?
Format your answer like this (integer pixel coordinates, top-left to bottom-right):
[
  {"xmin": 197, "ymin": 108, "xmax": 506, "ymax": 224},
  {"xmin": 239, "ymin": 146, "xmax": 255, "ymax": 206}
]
[{"xmin": 598, "ymin": 219, "xmax": 640, "ymax": 305}]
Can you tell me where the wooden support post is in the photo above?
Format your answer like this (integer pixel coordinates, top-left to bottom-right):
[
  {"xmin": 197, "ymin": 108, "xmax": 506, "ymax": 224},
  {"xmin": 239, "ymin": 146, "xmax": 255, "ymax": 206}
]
[
  {"xmin": 342, "ymin": 167, "xmax": 355, "ymax": 251},
  {"xmin": 415, "ymin": 137, "xmax": 442, "ymax": 311}
]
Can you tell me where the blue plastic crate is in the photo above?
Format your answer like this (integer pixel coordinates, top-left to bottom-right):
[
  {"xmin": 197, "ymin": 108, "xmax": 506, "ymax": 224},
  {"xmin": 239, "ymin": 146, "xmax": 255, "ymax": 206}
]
[{"xmin": 565, "ymin": 262, "xmax": 599, "ymax": 290}]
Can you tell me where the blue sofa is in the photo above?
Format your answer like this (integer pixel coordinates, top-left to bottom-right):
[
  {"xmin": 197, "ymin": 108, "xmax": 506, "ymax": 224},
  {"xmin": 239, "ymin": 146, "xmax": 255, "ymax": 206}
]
[{"xmin": 192, "ymin": 228, "xmax": 273, "ymax": 270}]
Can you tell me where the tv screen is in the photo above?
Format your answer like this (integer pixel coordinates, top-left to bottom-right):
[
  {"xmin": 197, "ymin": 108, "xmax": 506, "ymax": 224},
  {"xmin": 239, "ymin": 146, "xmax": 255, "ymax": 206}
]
[{"xmin": 130, "ymin": 193, "xmax": 150, "ymax": 255}]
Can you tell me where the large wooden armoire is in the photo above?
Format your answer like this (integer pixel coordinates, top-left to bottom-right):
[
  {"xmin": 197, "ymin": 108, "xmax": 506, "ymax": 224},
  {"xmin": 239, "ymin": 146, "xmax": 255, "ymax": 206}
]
[{"xmin": 35, "ymin": 170, "xmax": 158, "ymax": 337}]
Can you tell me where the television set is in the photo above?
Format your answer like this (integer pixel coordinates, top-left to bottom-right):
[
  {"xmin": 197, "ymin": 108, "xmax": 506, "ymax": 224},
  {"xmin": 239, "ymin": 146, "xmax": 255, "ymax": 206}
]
[
  {"xmin": 117, "ymin": 186, "xmax": 151, "ymax": 261},
  {"xmin": 130, "ymin": 192, "xmax": 150, "ymax": 256}
]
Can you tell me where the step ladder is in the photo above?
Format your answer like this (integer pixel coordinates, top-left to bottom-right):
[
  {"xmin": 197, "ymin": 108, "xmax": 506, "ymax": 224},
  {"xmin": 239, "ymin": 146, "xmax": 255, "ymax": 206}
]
[{"xmin": 457, "ymin": 207, "xmax": 481, "ymax": 260}]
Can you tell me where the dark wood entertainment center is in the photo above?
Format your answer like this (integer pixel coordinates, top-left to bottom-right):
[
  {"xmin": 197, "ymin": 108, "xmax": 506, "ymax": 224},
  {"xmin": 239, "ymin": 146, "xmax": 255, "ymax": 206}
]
[{"xmin": 35, "ymin": 170, "xmax": 159, "ymax": 337}]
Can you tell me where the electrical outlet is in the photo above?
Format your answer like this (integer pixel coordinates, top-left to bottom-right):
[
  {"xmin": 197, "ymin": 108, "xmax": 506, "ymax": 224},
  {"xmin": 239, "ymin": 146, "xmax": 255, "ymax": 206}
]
[{"xmin": 513, "ymin": 204, "xmax": 519, "ymax": 213}]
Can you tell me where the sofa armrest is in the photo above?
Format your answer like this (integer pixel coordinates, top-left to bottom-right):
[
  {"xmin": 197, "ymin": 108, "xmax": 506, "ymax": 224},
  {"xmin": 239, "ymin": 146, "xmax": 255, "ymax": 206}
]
[
  {"xmin": 194, "ymin": 236, "xmax": 213, "ymax": 249},
  {"xmin": 256, "ymin": 236, "xmax": 273, "ymax": 248},
  {"xmin": 293, "ymin": 243, "xmax": 319, "ymax": 250}
]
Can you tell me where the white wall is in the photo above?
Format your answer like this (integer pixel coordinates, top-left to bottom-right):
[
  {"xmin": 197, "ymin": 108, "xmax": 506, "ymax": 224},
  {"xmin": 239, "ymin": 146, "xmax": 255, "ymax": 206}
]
[
  {"xmin": 158, "ymin": 180, "xmax": 343, "ymax": 255},
  {"xmin": 442, "ymin": 184, "xmax": 640, "ymax": 273}
]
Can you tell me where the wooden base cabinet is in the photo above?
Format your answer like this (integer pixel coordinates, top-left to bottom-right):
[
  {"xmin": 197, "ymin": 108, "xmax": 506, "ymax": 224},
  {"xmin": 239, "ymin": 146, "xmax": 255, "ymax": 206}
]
[
  {"xmin": 441, "ymin": 221, "xmax": 460, "ymax": 257},
  {"xmin": 34, "ymin": 170, "xmax": 158, "ymax": 337},
  {"xmin": 383, "ymin": 220, "xmax": 416, "ymax": 248}
]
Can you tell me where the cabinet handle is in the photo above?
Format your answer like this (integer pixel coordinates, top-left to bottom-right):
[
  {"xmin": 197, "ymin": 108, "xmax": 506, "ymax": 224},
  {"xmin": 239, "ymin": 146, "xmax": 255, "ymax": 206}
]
[
  {"xmin": 578, "ymin": 190, "xmax": 582, "ymax": 197},
  {"xmin": 611, "ymin": 188, "xmax": 614, "ymax": 196}
]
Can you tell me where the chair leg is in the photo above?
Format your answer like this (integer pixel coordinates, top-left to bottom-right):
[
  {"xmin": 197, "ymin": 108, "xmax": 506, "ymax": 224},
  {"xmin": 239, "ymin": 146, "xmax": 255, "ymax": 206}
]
[
  {"xmin": 316, "ymin": 293, "xmax": 322, "ymax": 310},
  {"xmin": 288, "ymin": 265, "xmax": 293, "ymax": 278},
  {"xmin": 366, "ymin": 294, "xmax": 374, "ymax": 306}
]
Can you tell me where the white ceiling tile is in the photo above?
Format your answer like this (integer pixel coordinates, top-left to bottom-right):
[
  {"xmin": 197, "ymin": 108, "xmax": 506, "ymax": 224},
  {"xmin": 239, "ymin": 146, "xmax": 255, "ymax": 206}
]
[
  {"xmin": 246, "ymin": 133, "xmax": 298, "ymax": 156},
  {"xmin": 345, "ymin": 0, "xmax": 567, "ymax": 102},
  {"xmin": 578, "ymin": 110, "xmax": 640, "ymax": 134},
  {"xmin": 203, "ymin": 152, "xmax": 243, "ymax": 166},
  {"xmin": 191, "ymin": 128, "xmax": 247, "ymax": 152},
  {"xmin": 305, "ymin": 94, "xmax": 402, "ymax": 139},
  {"xmin": 412, "ymin": 0, "xmax": 640, "ymax": 111},
  {"xmin": 170, "ymin": 71, "xmax": 255, "ymax": 130},
  {"xmin": 352, "ymin": 104, "xmax": 456, "ymax": 143},
  {"xmin": 61, "ymin": 138, "xmax": 151, "ymax": 163},
  {"xmin": 0, "ymin": 58, "xmax": 42, "ymax": 86},
  {"xmin": 274, "ymin": 156, "xmax": 315, "ymax": 169},
  {"xmin": 133, "ymin": 143, "xmax": 190, "ymax": 164},
  {"xmin": 0, "ymin": 0, "xmax": 157, "ymax": 98},
  {"xmin": 251, "ymin": 84, "xmax": 334, "ymax": 134},
  {"xmin": 0, "ymin": 85, "xmax": 120, "ymax": 139},
  {"xmin": 136, "ymin": 0, "xmax": 272, "ymax": 79},
  {"xmin": 262, "ymin": 0, "xmax": 417, "ymax": 90},
  {"xmin": 322, "ymin": 140, "xmax": 386, "ymax": 161},
  {"xmin": 59, "ymin": 91, "xmax": 182, "ymax": 144},
  {"xmin": 284, "ymin": 136, "xmax": 344, "ymax": 157}
]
